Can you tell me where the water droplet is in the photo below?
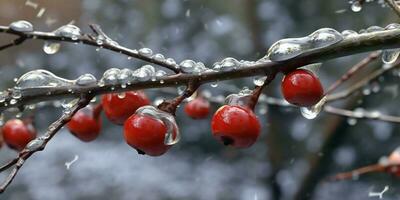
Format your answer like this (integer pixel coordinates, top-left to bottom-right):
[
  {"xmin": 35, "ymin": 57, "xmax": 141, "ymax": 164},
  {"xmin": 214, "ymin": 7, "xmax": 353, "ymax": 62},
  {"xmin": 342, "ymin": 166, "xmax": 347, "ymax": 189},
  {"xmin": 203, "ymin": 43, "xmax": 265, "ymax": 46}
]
[
  {"xmin": 75, "ymin": 74, "xmax": 97, "ymax": 86},
  {"xmin": 267, "ymin": 38, "xmax": 310, "ymax": 62},
  {"xmin": 341, "ymin": 30, "xmax": 358, "ymax": 38},
  {"xmin": 152, "ymin": 53, "xmax": 165, "ymax": 62},
  {"xmin": 253, "ymin": 76, "xmax": 267, "ymax": 86},
  {"xmin": 309, "ymin": 28, "xmax": 343, "ymax": 49},
  {"xmin": 213, "ymin": 57, "xmax": 240, "ymax": 71},
  {"xmin": 366, "ymin": 26, "xmax": 384, "ymax": 33},
  {"xmin": 43, "ymin": 41, "xmax": 61, "ymax": 54},
  {"xmin": 135, "ymin": 106, "xmax": 180, "ymax": 145},
  {"xmin": 347, "ymin": 118, "xmax": 357, "ymax": 125},
  {"xmin": 385, "ymin": 23, "xmax": 400, "ymax": 30},
  {"xmin": 155, "ymin": 70, "xmax": 167, "ymax": 77},
  {"xmin": 9, "ymin": 20, "xmax": 33, "ymax": 32},
  {"xmin": 177, "ymin": 86, "xmax": 186, "ymax": 95},
  {"xmin": 15, "ymin": 69, "xmax": 74, "ymax": 89},
  {"xmin": 351, "ymin": 1, "xmax": 362, "ymax": 12},
  {"xmin": 133, "ymin": 65, "xmax": 156, "ymax": 81},
  {"xmin": 54, "ymin": 24, "xmax": 81, "ymax": 39},
  {"xmin": 300, "ymin": 96, "xmax": 327, "ymax": 119},
  {"xmin": 166, "ymin": 58, "xmax": 176, "ymax": 66},
  {"xmin": 101, "ymin": 68, "xmax": 120, "ymax": 85},
  {"xmin": 225, "ymin": 87, "xmax": 253, "ymax": 107},
  {"xmin": 118, "ymin": 68, "xmax": 134, "ymax": 86},
  {"xmin": 10, "ymin": 99, "xmax": 17, "ymax": 105},
  {"xmin": 11, "ymin": 90, "xmax": 22, "ymax": 99},
  {"xmin": 26, "ymin": 137, "xmax": 45, "ymax": 151},
  {"xmin": 382, "ymin": 49, "xmax": 400, "ymax": 64},
  {"xmin": 211, "ymin": 82, "xmax": 218, "ymax": 88},
  {"xmin": 0, "ymin": 92, "xmax": 6, "ymax": 103},
  {"xmin": 138, "ymin": 48, "xmax": 153, "ymax": 57}
]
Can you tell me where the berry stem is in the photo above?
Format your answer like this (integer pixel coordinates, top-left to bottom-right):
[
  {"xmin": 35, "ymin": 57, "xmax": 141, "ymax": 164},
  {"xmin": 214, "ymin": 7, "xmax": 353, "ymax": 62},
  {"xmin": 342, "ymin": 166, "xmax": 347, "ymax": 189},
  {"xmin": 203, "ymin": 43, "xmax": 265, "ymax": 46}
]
[
  {"xmin": 158, "ymin": 81, "xmax": 200, "ymax": 115},
  {"xmin": 327, "ymin": 163, "xmax": 385, "ymax": 181},
  {"xmin": 248, "ymin": 71, "xmax": 277, "ymax": 110}
]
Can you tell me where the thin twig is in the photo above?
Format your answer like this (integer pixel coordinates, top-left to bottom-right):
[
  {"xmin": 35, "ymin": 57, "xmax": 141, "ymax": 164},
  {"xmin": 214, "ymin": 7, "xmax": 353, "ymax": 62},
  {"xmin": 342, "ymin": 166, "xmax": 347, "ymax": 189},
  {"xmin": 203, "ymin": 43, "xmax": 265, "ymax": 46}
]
[
  {"xmin": 384, "ymin": 0, "xmax": 400, "ymax": 19},
  {"xmin": 0, "ymin": 24, "xmax": 180, "ymax": 73},
  {"xmin": 0, "ymin": 95, "xmax": 93, "ymax": 193},
  {"xmin": 325, "ymin": 51, "xmax": 381, "ymax": 95}
]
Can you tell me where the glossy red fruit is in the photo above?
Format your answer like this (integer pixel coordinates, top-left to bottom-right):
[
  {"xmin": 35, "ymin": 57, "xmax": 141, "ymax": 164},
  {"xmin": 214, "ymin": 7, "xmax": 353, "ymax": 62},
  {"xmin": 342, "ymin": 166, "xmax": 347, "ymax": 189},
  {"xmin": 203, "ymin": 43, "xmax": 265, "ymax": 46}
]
[
  {"xmin": 2, "ymin": 119, "xmax": 36, "ymax": 151},
  {"xmin": 184, "ymin": 97, "xmax": 210, "ymax": 119},
  {"xmin": 102, "ymin": 91, "xmax": 150, "ymax": 125},
  {"xmin": 211, "ymin": 105, "xmax": 261, "ymax": 148},
  {"xmin": 124, "ymin": 114, "xmax": 174, "ymax": 156},
  {"xmin": 67, "ymin": 105, "xmax": 102, "ymax": 142},
  {"xmin": 281, "ymin": 69, "xmax": 324, "ymax": 107}
]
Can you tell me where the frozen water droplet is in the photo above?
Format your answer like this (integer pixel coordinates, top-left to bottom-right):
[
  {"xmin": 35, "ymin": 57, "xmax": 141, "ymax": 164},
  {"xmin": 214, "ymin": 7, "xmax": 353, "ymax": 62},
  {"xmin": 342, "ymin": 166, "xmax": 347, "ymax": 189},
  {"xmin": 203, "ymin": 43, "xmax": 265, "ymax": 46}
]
[
  {"xmin": 366, "ymin": 26, "xmax": 384, "ymax": 33},
  {"xmin": 75, "ymin": 74, "xmax": 97, "ymax": 86},
  {"xmin": 133, "ymin": 65, "xmax": 156, "ymax": 81},
  {"xmin": 385, "ymin": 23, "xmax": 400, "ymax": 30},
  {"xmin": 341, "ymin": 30, "xmax": 358, "ymax": 38},
  {"xmin": 213, "ymin": 57, "xmax": 240, "ymax": 71},
  {"xmin": 10, "ymin": 99, "xmax": 17, "ymax": 105},
  {"xmin": 253, "ymin": 76, "xmax": 267, "ymax": 86},
  {"xmin": 351, "ymin": 1, "xmax": 362, "ymax": 12},
  {"xmin": 118, "ymin": 68, "xmax": 134, "ymax": 86},
  {"xmin": 138, "ymin": 48, "xmax": 153, "ymax": 57},
  {"xmin": 26, "ymin": 137, "xmax": 45, "ymax": 151},
  {"xmin": 9, "ymin": 20, "xmax": 33, "ymax": 32},
  {"xmin": 179, "ymin": 60, "xmax": 208, "ymax": 74},
  {"xmin": 309, "ymin": 28, "xmax": 343, "ymax": 49},
  {"xmin": 155, "ymin": 70, "xmax": 167, "ymax": 77},
  {"xmin": 211, "ymin": 82, "xmax": 218, "ymax": 88},
  {"xmin": 177, "ymin": 86, "xmax": 186, "ymax": 95},
  {"xmin": 225, "ymin": 87, "xmax": 253, "ymax": 107},
  {"xmin": 15, "ymin": 69, "xmax": 74, "ymax": 89},
  {"xmin": 267, "ymin": 38, "xmax": 310, "ymax": 62},
  {"xmin": 152, "ymin": 53, "xmax": 165, "ymax": 62},
  {"xmin": 300, "ymin": 96, "xmax": 327, "ymax": 119},
  {"xmin": 101, "ymin": 68, "xmax": 120, "ymax": 85},
  {"xmin": 43, "ymin": 41, "xmax": 61, "ymax": 54},
  {"xmin": 0, "ymin": 92, "xmax": 6, "ymax": 103},
  {"xmin": 382, "ymin": 49, "xmax": 400, "ymax": 64},
  {"xmin": 166, "ymin": 58, "xmax": 176, "ymax": 66},
  {"xmin": 11, "ymin": 90, "xmax": 22, "ymax": 99},
  {"xmin": 135, "ymin": 106, "xmax": 180, "ymax": 145},
  {"xmin": 54, "ymin": 24, "xmax": 81, "ymax": 39}
]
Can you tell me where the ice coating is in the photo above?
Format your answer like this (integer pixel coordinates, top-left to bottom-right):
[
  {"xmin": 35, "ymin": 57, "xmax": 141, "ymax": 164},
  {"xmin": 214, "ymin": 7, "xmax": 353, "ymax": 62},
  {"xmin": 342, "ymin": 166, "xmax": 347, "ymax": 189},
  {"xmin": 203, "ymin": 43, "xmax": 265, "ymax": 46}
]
[
  {"xmin": 135, "ymin": 105, "xmax": 180, "ymax": 145},
  {"xmin": 15, "ymin": 69, "xmax": 74, "ymax": 89},
  {"xmin": 9, "ymin": 20, "xmax": 33, "ymax": 32},
  {"xmin": 54, "ymin": 24, "xmax": 81, "ymax": 40},
  {"xmin": 267, "ymin": 28, "xmax": 343, "ymax": 62},
  {"xmin": 212, "ymin": 57, "xmax": 241, "ymax": 72},
  {"xmin": 300, "ymin": 96, "xmax": 327, "ymax": 119},
  {"xmin": 133, "ymin": 65, "xmax": 156, "ymax": 81},
  {"xmin": 382, "ymin": 49, "xmax": 400, "ymax": 64},
  {"xmin": 179, "ymin": 60, "xmax": 209, "ymax": 74},
  {"xmin": 75, "ymin": 74, "xmax": 97, "ymax": 86},
  {"xmin": 224, "ymin": 87, "xmax": 253, "ymax": 107}
]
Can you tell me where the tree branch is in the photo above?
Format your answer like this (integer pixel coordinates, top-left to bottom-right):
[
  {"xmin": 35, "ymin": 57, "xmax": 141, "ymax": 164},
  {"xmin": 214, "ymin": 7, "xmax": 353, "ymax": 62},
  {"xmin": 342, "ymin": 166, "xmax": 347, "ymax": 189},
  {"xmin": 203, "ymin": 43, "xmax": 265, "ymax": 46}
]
[
  {"xmin": 0, "ymin": 24, "xmax": 180, "ymax": 73},
  {"xmin": 384, "ymin": 0, "xmax": 400, "ymax": 19},
  {"xmin": 0, "ymin": 94, "xmax": 92, "ymax": 193},
  {"xmin": 2, "ymin": 28, "xmax": 400, "ymax": 112}
]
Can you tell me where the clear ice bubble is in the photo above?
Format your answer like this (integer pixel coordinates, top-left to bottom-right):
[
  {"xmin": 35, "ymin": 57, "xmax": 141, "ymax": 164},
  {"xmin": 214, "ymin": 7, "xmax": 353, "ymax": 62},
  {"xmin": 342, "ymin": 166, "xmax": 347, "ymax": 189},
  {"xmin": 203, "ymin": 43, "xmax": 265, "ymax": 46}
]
[
  {"xmin": 155, "ymin": 70, "xmax": 167, "ymax": 77},
  {"xmin": 341, "ymin": 30, "xmax": 358, "ymax": 38},
  {"xmin": 54, "ymin": 24, "xmax": 81, "ymax": 39},
  {"xmin": 15, "ymin": 69, "xmax": 74, "ymax": 89},
  {"xmin": 9, "ymin": 20, "xmax": 33, "ymax": 32},
  {"xmin": 152, "ymin": 53, "xmax": 165, "ymax": 62},
  {"xmin": 133, "ymin": 65, "xmax": 156, "ymax": 81},
  {"xmin": 179, "ymin": 60, "xmax": 208, "ymax": 74},
  {"xmin": 366, "ymin": 26, "xmax": 384, "ymax": 33},
  {"xmin": 138, "ymin": 48, "xmax": 153, "ymax": 57},
  {"xmin": 385, "ymin": 23, "xmax": 400, "ymax": 30},
  {"xmin": 382, "ymin": 49, "xmax": 400, "ymax": 64},
  {"xmin": 101, "ymin": 68, "xmax": 121, "ymax": 85},
  {"xmin": 75, "ymin": 74, "xmax": 97, "ymax": 86},
  {"xmin": 26, "ymin": 136, "xmax": 45, "ymax": 151},
  {"xmin": 118, "ymin": 68, "xmax": 134, "ymax": 87},
  {"xmin": 309, "ymin": 28, "xmax": 343, "ymax": 49},
  {"xmin": 135, "ymin": 105, "xmax": 180, "ymax": 145},
  {"xmin": 253, "ymin": 76, "xmax": 268, "ymax": 86},
  {"xmin": 300, "ymin": 96, "xmax": 327, "ymax": 119},
  {"xmin": 213, "ymin": 57, "xmax": 241, "ymax": 72},
  {"xmin": 224, "ymin": 87, "xmax": 253, "ymax": 107},
  {"xmin": 267, "ymin": 37, "xmax": 311, "ymax": 62},
  {"xmin": 43, "ymin": 41, "xmax": 61, "ymax": 54}
]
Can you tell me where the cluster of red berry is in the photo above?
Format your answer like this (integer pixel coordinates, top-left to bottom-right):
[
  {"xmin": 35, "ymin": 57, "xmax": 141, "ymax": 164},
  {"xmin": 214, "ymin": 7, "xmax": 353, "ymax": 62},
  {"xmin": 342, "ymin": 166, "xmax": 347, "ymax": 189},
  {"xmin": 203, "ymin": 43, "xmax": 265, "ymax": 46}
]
[{"xmin": 0, "ymin": 69, "xmax": 323, "ymax": 156}]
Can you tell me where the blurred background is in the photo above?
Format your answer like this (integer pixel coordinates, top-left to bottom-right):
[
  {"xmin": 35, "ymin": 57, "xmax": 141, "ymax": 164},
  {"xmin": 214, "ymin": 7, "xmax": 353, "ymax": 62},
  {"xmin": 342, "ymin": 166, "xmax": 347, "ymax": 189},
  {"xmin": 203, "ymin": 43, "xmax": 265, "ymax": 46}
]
[{"xmin": 0, "ymin": 0, "xmax": 399, "ymax": 199}]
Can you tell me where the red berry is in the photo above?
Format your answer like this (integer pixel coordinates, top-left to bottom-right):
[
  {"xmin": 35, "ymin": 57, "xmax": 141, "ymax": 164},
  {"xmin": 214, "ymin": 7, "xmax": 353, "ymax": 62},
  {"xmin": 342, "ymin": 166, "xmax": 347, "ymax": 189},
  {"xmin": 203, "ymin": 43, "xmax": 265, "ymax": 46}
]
[
  {"xmin": 124, "ymin": 111, "xmax": 177, "ymax": 156},
  {"xmin": 184, "ymin": 97, "xmax": 210, "ymax": 119},
  {"xmin": 281, "ymin": 69, "xmax": 324, "ymax": 107},
  {"xmin": 211, "ymin": 105, "xmax": 261, "ymax": 148},
  {"xmin": 102, "ymin": 91, "xmax": 150, "ymax": 125},
  {"xmin": 2, "ymin": 119, "xmax": 36, "ymax": 151},
  {"xmin": 67, "ymin": 105, "xmax": 102, "ymax": 142}
]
